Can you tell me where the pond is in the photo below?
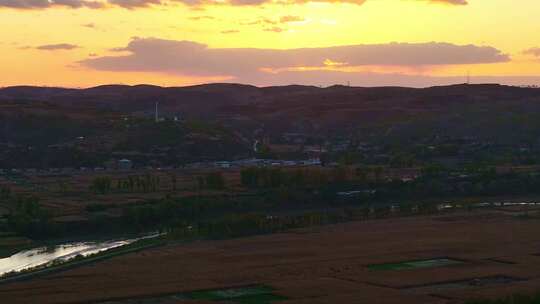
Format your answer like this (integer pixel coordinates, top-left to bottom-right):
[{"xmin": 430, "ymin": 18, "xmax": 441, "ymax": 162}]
[{"xmin": 368, "ymin": 258, "xmax": 464, "ymax": 271}]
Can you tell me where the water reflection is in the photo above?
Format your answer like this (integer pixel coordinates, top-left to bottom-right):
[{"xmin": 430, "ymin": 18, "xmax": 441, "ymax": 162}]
[{"xmin": 0, "ymin": 234, "xmax": 158, "ymax": 277}]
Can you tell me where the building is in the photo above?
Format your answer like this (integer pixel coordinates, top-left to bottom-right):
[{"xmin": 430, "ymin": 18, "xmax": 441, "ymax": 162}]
[{"xmin": 118, "ymin": 159, "xmax": 133, "ymax": 171}]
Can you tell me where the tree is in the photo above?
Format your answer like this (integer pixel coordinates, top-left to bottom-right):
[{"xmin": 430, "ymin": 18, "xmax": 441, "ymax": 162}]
[
  {"xmin": 8, "ymin": 195, "xmax": 51, "ymax": 237},
  {"xmin": 205, "ymin": 172, "xmax": 226, "ymax": 190},
  {"xmin": 90, "ymin": 176, "xmax": 112, "ymax": 194},
  {"xmin": 241, "ymin": 168, "xmax": 258, "ymax": 188},
  {"xmin": 0, "ymin": 185, "xmax": 11, "ymax": 201},
  {"xmin": 355, "ymin": 166, "xmax": 368, "ymax": 184},
  {"xmin": 373, "ymin": 166, "xmax": 384, "ymax": 184},
  {"xmin": 170, "ymin": 173, "xmax": 177, "ymax": 191},
  {"xmin": 57, "ymin": 180, "xmax": 70, "ymax": 194}
]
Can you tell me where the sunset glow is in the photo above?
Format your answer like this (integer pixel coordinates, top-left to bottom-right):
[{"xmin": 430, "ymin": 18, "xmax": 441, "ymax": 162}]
[{"xmin": 1, "ymin": 0, "xmax": 540, "ymax": 87}]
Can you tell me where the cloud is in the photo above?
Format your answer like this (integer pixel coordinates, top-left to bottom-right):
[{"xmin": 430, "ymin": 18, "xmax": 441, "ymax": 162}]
[
  {"xmin": 0, "ymin": 0, "xmax": 158, "ymax": 8},
  {"xmin": 429, "ymin": 0, "xmax": 467, "ymax": 4},
  {"xmin": 263, "ymin": 26, "xmax": 285, "ymax": 32},
  {"xmin": 82, "ymin": 22, "xmax": 96, "ymax": 28},
  {"xmin": 81, "ymin": 37, "xmax": 509, "ymax": 85},
  {"xmin": 524, "ymin": 47, "xmax": 540, "ymax": 57},
  {"xmin": 0, "ymin": 0, "xmax": 103, "ymax": 8},
  {"xmin": 36, "ymin": 43, "xmax": 80, "ymax": 50},
  {"xmin": 240, "ymin": 16, "xmax": 302, "ymax": 28},
  {"xmin": 0, "ymin": 0, "xmax": 468, "ymax": 9},
  {"xmin": 109, "ymin": 46, "xmax": 130, "ymax": 52},
  {"xmin": 108, "ymin": 0, "xmax": 160, "ymax": 8},
  {"xmin": 189, "ymin": 15, "xmax": 215, "ymax": 20},
  {"xmin": 228, "ymin": 0, "xmax": 267, "ymax": 5},
  {"xmin": 52, "ymin": 0, "xmax": 104, "ymax": 7},
  {"xmin": 240, "ymin": 18, "xmax": 276, "ymax": 25},
  {"xmin": 204, "ymin": 0, "xmax": 460, "ymax": 5},
  {"xmin": 221, "ymin": 29, "xmax": 240, "ymax": 34},
  {"xmin": 279, "ymin": 15, "xmax": 304, "ymax": 23}
]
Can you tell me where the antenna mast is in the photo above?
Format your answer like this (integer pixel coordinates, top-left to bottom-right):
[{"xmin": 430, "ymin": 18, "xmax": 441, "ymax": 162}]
[{"xmin": 155, "ymin": 101, "xmax": 159, "ymax": 122}]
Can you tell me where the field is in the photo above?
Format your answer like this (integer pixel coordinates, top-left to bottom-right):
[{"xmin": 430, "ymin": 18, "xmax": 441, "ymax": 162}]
[
  {"xmin": 0, "ymin": 168, "xmax": 238, "ymax": 220},
  {"xmin": 2, "ymin": 210, "xmax": 540, "ymax": 304},
  {"xmin": 3, "ymin": 165, "xmax": 540, "ymax": 221}
]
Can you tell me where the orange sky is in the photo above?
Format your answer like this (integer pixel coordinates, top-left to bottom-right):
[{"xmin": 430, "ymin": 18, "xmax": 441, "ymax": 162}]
[{"xmin": 1, "ymin": 0, "xmax": 540, "ymax": 87}]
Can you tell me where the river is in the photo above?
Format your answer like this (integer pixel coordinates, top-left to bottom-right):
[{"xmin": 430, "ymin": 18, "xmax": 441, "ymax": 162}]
[{"xmin": 0, "ymin": 234, "xmax": 159, "ymax": 277}]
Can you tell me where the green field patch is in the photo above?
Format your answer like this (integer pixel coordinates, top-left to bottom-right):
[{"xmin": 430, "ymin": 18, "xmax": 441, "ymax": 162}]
[
  {"xmin": 233, "ymin": 293, "xmax": 288, "ymax": 304},
  {"xmin": 406, "ymin": 275, "xmax": 522, "ymax": 294},
  {"xmin": 96, "ymin": 285, "xmax": 286, "ymax": 304},
  {"xmin": 186, "ymin": 285, "xmax": 286, "ymax": 303},
  {"xmin": 368, "ymin": 258, "xmax": 464, "ymax": 271}
]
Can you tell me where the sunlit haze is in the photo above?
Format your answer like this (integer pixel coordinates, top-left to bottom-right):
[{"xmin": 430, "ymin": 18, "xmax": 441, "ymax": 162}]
[{"xmin": 2, "ymin": 0, "xmax": 540, "ymax": 87}]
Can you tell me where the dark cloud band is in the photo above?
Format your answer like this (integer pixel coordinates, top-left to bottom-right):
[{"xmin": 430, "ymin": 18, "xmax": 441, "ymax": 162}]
[
  {"xmin": 81, "ymin": 37, "xmax": 508, "ymax": 82},
  {"xmin": 35, "ymin": 43, "xmax": 80, "ymax": 50},
  {"xmin": 0, "ymin": 0, "xmax": 103, "ymax": 8}
]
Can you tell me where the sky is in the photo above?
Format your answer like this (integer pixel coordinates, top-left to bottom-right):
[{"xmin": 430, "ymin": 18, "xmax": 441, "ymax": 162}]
[{"xmin": 1, "ymin": 0, "xmax": 540, "ymax": 88}]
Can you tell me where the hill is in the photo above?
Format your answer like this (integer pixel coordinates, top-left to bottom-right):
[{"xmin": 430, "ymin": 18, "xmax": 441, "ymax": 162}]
[{"xmin": 2, "ymin": 83, "xmax": 540, "ymax": 167}]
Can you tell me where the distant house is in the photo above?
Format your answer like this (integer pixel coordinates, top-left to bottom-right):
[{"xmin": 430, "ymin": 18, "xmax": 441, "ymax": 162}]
[
  {"xmin": 215, "ymin": 161, "xmax": 231, "ymax": 168},
  {"xmin": 25, "ymin": 168, "xmax": 37, "ymax": 174},
  {"xmin": 118, "ymin": 159, "xmax": 133, "ymax": 171},
  {"xmin": 301, "ymin": 159, "xmax": 321, "ymax": 166},
  {"xmin": 283, "ymin": 133, "xmax": 308, "ymax": 144}
]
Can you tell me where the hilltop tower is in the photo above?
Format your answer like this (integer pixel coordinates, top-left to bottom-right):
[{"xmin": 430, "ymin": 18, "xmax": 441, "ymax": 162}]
[{"xmin": 155, "ymin": 101, "xmax": 159, "ymax": 122}]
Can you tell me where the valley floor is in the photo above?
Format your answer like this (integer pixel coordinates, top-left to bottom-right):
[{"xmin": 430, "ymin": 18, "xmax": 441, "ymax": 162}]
[{"xmin": 2, "ymin": 210, "xmax": 540, "ymax": 304}]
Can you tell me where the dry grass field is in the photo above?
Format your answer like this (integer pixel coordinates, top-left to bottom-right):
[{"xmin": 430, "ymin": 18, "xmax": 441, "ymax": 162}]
[
  {"xmin": 3, "ymin": 165, "xmax": 538, "ymax": 220},
  {"xmin": 1, "ymin": 210, "xmax": 540, "ymax": 304},
  {"xmin": 0, "ymin": 168, "xmax": 241, "ymax": 220}
]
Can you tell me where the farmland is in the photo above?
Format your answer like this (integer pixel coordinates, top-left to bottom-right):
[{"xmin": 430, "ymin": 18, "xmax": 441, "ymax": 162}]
[
  {"xmin": 1, "ymin": 210, "xmax": 540, "ymax": 303},
  {"xmin": 3, "ymin": 84, "xmax": 540, "ymax": 303}
]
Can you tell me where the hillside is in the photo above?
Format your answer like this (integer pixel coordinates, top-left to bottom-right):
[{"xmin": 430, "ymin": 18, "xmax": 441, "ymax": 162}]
[{"xmin": 2, "ymin": 83, "xmax": 540, "ymax": 167}]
